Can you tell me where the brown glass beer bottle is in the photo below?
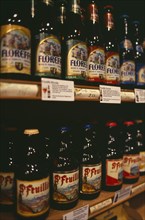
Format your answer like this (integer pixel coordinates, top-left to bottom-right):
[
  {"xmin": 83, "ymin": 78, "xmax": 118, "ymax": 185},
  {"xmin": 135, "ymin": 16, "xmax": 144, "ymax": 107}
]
[
  {"xmin": 51, "ymin": 126, "xmax": 79, "ymax": 210},
  {"xmin": 103, "ymin": 5, "xmax": 120, "ymax": 85},
  {"xmin": 0, "ymin": 127, "xmax": 17, "ymax": 212},
  {"xmin": 79, "ymin": 123, "xmax": 102, "ymax": 200},
  {"xmin": 102, "ymin": 121, "xmax": 123, "ymax": 191},
  {"xmin": 86, "ymin": 0, "xmax": 105, "ymax": 83},
  {"xmin": 122, "ymin": 121, "xmax": 140, "ymax": 184},
  {"xmin": 15, "ymin": 129, "xmax": 50, "ymax": 220},
  {"xmin": 0, "ymin": 0, "xmax": 31, "ymax": 78}
]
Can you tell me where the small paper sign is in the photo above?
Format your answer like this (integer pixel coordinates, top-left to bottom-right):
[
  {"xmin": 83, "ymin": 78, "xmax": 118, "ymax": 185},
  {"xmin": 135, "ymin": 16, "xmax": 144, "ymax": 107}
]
[
  {"xmin": 75, "ymin": 88, "xmax": 100, "ymax": 100},
  {"xmin": 41, "ymin": 78, "xmax": 74, "ymax": 101},
  {"xmin": 135, "ymin": 89, "xmax": 145, "ymax": 103},
  {"xmin": 99, "ymin": 85, "xmax": 121, "ymax": 103},
  {"xmin": 90, "ymin": 198, "xmax": 112, "ymax": 214},
  {"xmin": 63, "ymin": 204, "xmax": 89, "ymax": 220},
  {"xmin": 113, "ymin": 186, "xmax": 132, "ymax": 204}
]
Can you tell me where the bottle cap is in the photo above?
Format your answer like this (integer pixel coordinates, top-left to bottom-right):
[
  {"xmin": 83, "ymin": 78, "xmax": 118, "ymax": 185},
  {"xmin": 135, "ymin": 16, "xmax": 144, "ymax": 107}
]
[
  {"xmin": 106, "ymin": 121, "xmax": 117, "ymax": 127},
  {"xmin": 24, "ymin": 129, "xmax": 39, "ymax": 135},
  {"xmin": 104, "ymin": 5, "xmax": 114, "ymax": 10},
  {"xmin": 123, "ymin": 121, "xmax": 134, "ymax": 126}
]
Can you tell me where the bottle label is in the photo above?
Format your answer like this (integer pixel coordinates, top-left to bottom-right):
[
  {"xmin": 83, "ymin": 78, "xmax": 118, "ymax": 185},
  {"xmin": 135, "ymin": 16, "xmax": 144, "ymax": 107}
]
[
  {"xmin": 17, "ymin": 177, "xmax": 49, "ymax": 217},
  {"xmin": 53, "ymin": 169, "xmax": 79, "ymax": 204},
  {"xmin": 87, "ymin": 47, "xmax": 105, "ymax": 82},
  {"xmin": 139, "ymin": 151, "xmax": 145, "ymax": 173},
  {"xmin": 123, "ymin": 154, "xmax": 140, "ymax": 179},
  {"xmin": 36, "ymin": 35, "xmax": 61, "ymax": 78},
  {"xmin": 80, "ymin": 164, "xmax": 102, "ymax": 194},
  {"xmin": 106, "ymin": 159, "xmax": 123, "ymax": 186},
  {"xmin": 120, "ymin": 39, "xmax": 133, "ymax": 50},
  {"xmin": 0, "ymin": 25, "xmax": 31, "ymax": 74},
  {"xmin": 120, "ymin": 61, "xmax": 135, "ymax": 84},
  {"xmin": 66, "ymin": 40, "xmax": 88, "ymax": 79},
  {"xmin": 105, "ymin": 52, "xmax": 120, "ymax": 84},
  {"xmin": 0, "ymin": 172, "xmax": 14, "ymax": 205},
  {"xmin": 136, "ymin": 63, "xmax": 145, "ymax": 85}
]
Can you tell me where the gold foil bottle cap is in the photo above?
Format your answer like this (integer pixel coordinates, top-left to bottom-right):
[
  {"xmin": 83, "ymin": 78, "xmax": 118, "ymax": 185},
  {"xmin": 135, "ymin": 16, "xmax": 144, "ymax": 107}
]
[{"xmin": 24, "ymin": 129, "xmax": 39, "ymax": 135}]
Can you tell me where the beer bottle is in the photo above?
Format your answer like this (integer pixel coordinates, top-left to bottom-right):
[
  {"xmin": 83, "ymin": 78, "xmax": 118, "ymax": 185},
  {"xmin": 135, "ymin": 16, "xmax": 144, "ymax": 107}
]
[
  {"xmin": 0, "ymin": 127, "xmax": 17, "ymax": 212},
  {"xmin": 122, "ymin": 121, "xmax": 140, "ymax": 184},
  {"xmin": 56, "ymin": 0, "xmax": 67, "ymax": 77},
  {"xmin": 132, "ymin": 21, "xmax": 145, "ymax": 86},
  {"xmin": 64, "ymin": 0, "xmax": 88, "ymax": 81},
  {"xmin": 15, "ymin": 129, "xmax": 50, "ymax": 220},
  {"xmin": 56, "ymin": 0, "xmax": 67, "ymax": 43},
  {"xmin": 119, "ymin": 15, "xmax": 136, "ymax": 86},
  {"xmin": 79, "ymin": 123, "xmax": 102, "ymax": 200},
  {"xmin": 135, "ymin": 120, "xmax": 145, "ymax": 175},
  {"xmin": 102, "ymin": 121, "xmax": 123, "ymax": 191},
  {"xmin": 51, "ymin": 126, "xmax": 79, "ymax": 210},
  {"xmin": 0, "ymin": 0, "xmax": 31, "ymax": 78},
  {"xmin": 103, "ymin": 5, "xmax": 120, "ymax": 85},
  {"xmin": 33, "ymin": 0, "xmax": 61, "ymax": 79},
  {"xmin": 86, "ymin": 0, "xmax": 105, "ymax": 83}
]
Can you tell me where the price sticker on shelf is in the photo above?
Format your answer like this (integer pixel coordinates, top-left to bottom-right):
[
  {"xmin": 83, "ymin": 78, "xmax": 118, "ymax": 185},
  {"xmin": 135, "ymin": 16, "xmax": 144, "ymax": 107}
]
[
  {"xmin": 63, "ymin": 204, "xmax": 89, "ymax": 220},
  {"xmin": 113, "ymin": 186, "xmax": 132, "ymax": 204},
  {"xmin": 41, "ymin": 78, "xmax": 74, "ymax": 101},
  {"xmin": 134, "ymin": 89, "xmax": 145, "ymax": 103},
  {"xmin": 99, "ymin": 85, "xmax": 121, "ymax": 104}
]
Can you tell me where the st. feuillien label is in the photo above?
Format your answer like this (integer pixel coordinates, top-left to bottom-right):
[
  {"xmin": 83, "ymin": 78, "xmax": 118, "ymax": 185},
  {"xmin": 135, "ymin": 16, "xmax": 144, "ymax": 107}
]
[
  {"xmin": 53, "ymin": 169, "xmax": 79, "ymax": 204},
  {"xmin": 66, "ymin": 39, "xmax": 88, "ymax": 80},
  {"xmin": 36, "ymin": 35, "xmax": 61, "ymax": 78},
  {"xmin": 17, "ymin": 177, "xmax": 49, "ymax": 217},
  {"xmin": 0, "ymin": 172, "xmax": 14, "ymax": 205},
  {"xmin": 123, "ymin": 154, "xmax": 140, "ymax": 180},
  {"xmin": 0, "ymin": 25, "xmax": 31, "ymax": 74},
  {"xmin": 80, "ymin": 164, "xmax": 102, "ymax": 194},
  {"xmin": 106, "ymin": 159, "xmax": 123, "ymax": 186}
]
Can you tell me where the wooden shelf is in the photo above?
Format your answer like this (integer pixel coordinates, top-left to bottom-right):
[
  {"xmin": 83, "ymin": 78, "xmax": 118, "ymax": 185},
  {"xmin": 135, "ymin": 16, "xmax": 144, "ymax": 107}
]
[
  {"xmin": 0, "ymin": 176, "xmax": 145, "ymax": 220},
  {"xmin": 0, "ymin": 78, "xmax": 139, "ymax": 102}
]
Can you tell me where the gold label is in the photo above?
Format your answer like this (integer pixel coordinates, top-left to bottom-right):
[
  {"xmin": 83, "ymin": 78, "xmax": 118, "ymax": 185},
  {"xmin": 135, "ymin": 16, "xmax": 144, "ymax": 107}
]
[{"xmin": 0, "ymin": 25, "xmax": 31, "ymax": 74}]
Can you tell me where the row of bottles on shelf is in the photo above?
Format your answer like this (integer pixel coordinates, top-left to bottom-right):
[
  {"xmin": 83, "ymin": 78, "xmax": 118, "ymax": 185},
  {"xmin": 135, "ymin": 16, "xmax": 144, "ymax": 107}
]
[
  {"xmin": 0, "ymin": 119, "xmax": 145, "ymax": 219},
  {"xmin": 0, "ymin": 0, "xmax": 145, "ymax": 86}
]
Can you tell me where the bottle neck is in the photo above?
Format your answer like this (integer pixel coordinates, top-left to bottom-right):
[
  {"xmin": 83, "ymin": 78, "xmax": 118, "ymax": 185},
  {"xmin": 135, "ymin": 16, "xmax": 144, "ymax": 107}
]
[{"xmin": 87, "ymin": 1, "xmax": 99, "ymax": 24}]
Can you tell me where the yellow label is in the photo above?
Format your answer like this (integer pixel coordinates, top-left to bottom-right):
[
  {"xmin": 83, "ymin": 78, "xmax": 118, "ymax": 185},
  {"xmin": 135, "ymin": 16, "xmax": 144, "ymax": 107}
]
[
  {"xmin": 0, "ymin": 25, "xmax": 31, "ymax": 74},
  {"xmin": 17, "ymin": 177, "xmax": 49, "ymax": 217}
]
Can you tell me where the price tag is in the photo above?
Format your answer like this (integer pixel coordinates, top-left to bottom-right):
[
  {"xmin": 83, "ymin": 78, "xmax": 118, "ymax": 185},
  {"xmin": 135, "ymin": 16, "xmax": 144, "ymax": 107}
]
[
  {"xmin": 41, "ymin": 78, "xmax": 74, "ymax": 101},
  {"xmin": 75, "ymin": 88, "xmax": 100, "ymax": 100},
  {"xmin": 90, "ymin": 198, "xmax": 112, "ymax": 214},
  {"xmin": 113, "ymin": 186, "xmax": 132, "ymax": 204},
  {"xmin": 99, "ymin": 85, "xmax": 121, "ymax": 104},
  {"xmin": 63, "ymin": 204, "xmax": 89, "ymax": 220},
  {"xmin": 135, "ymin": 89, "xmax": 145, "ymax": 103}
]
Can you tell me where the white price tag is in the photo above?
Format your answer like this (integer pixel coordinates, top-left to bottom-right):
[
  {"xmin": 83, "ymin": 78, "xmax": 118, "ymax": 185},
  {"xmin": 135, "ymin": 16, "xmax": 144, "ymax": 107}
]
[
  {"xmin": 63, "ymin": 204, "xmax": 89, "ymax": 220},
  {"xmin": 90, "ymin": 198, "xmax": 112, "ymax": 214},
  {"xmin": 41, "ymin": 78, "xmax": 74, "ymax": 101},
  {"xmin": 113, "ymin": 186, "xmax": 132, "ymax": 204},
  {"xmin": 135, "ymin": 89, "xmax": 145, "ymax": 103},
  {"xmin": 99, "ymin": 85, "xmax": 121, "ymax": 104},
  {"xmin": 75, "ymin": 88, "xmax": 100, "ymax": 100}
]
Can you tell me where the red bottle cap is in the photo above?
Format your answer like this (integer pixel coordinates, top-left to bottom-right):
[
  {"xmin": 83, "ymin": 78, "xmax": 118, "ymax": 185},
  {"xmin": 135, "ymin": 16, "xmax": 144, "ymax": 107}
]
[
  {"xmin": 123, "ymin": 121, "xmax": 134, "ymax": 126},
  {"xmin": 106, "ymin": 121, "xmax": 117, "ymax": 127}
]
